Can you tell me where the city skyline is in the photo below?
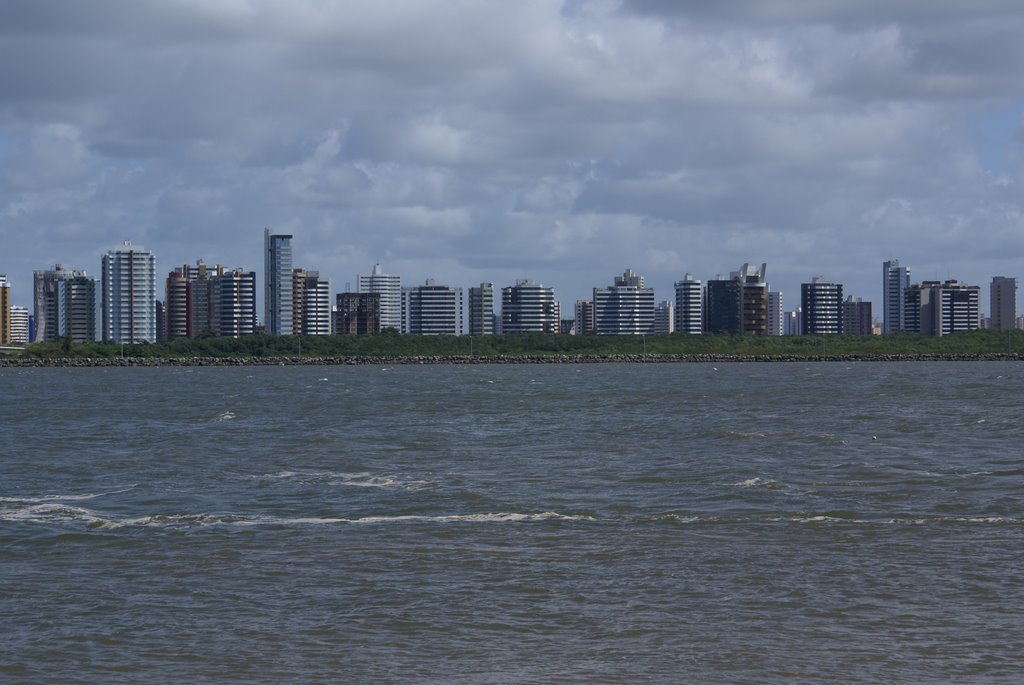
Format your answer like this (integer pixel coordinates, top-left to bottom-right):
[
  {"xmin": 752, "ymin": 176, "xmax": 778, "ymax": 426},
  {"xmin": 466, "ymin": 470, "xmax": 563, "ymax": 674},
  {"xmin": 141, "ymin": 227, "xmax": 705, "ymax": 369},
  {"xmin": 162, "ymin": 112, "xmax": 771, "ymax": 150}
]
[
  {"xmin": 1, "ymin": 238, "xmax": 1021, "ymax": 336},
  {"xmin": 2, "ymin": 2, "xmax": 1023, "ymax": 311}
]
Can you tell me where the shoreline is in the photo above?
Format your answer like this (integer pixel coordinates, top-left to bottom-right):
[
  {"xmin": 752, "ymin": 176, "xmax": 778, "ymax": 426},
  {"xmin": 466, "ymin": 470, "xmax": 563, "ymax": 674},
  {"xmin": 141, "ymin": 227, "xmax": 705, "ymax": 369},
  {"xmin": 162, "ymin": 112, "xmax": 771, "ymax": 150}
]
[{"xmin": 2, "ymin": 352, "xmax": 1023, "ymax": 367}]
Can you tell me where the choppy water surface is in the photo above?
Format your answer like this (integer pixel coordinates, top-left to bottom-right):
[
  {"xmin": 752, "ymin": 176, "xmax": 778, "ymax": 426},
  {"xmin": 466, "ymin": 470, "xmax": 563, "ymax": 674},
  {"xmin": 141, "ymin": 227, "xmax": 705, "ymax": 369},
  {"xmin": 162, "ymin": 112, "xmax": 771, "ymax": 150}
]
[{"xmin": 2, "ymin": 362, "xmax": 1023, "ymax": 683}]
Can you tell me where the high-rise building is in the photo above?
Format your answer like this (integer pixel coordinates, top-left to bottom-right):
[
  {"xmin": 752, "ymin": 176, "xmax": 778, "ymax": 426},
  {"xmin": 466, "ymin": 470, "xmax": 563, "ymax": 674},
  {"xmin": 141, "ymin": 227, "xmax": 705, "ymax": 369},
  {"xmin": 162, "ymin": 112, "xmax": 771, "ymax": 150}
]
[
  {"xmin": 57, "ymin": 275, "xmax": 98, "ymax": 343},
  {"xmin": 292, "ymin": 269, "xmax": 331, "ymax": 335},
  {"xmin": 403, "ymin": 280, "xmax": 463, "ymax": 335},
  {"xmin": 705, "ymin": 277, "xmax": 742, "ymax": 335},
  {"xmin": 883, "ymin": 260, "xmax": 910, "ymax": 334},
  {"xmin": 673, "ymin": 274, "xmax": 702, "ymax": 335},
  {"xmin": 843, "ymin": 297, "xmax": 873, "ymax": 336},
  {"xmin": 990, "ymin": 276, "xmax": 1017, "ymax": 330},
  {"xmin": 705, "ymin": 264, "xmax": 768, "ymax": 335},
  {"xmin": 468, "ymin": 283, "xmax": 495, "ymax": 336},
  {"xmin": 10, "ymin": 305, "xmax": 29, "ymax": 344},
  {"xmin": 653, "ymin": 300, "xmax": 674, "ymax": 335},
  {"xmin": 358, "ymin": 263, "xmax": 402, "ymax": 332},
  {"xmin": 335, "ymin": 292, "xmax": 381, "ymax": 335},
  {"xmin": 740, "ymin": 264, "xmax": 769, "ymax": 336},
  {"xmin": 211, "ymin": 269, "xmax": 257, "ymax": 338},
  {"xmin": 801, "ymin": 277, "xmax": 844, "ymax": 335},
  {"xmin": 574, "ymin": 299, "xmax": 594, "ymax": 335},
  {"xmin": 165, "ymin": 267, "xmax": 190, "ymax": 339},
  {"xmin": 102, "ymin": 242, "xmax": 157, "ymax": 344},
  {"xmin": 0, "ymin": 275, "xmax": 9, "ymax": 344},
  {"xmin": 264, "ymin": 229, "xmax": 293, "ymax": 335},
  {"xmin": 166, "ymin": 261, "xmax": 254, "ymax": 338},
  {"xmin": 33, "ymin": 264, "xmax": 88, "ymax": 343},
  {"xmin": 767, "ymin": 291, "xmax": 783, "ymax": 336},
  {"xmin": 904, "ymin": 280, "xmax": 980, "ymax": 336},
  {"xmin": 783, "ymin": 309, "xmax": 802, "ymax": 335},
  {"xmin": 593, "ymin": 268, "xmax": 655, "ymax": 335},
  {"xmin": 501, "ymin": 279, "xmax": 560, "ymax": 333}
]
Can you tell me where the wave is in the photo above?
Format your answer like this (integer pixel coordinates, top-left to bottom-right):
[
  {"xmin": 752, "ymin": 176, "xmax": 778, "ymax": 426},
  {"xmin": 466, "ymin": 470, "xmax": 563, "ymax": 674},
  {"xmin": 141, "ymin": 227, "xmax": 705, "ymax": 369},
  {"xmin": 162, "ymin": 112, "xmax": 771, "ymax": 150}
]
[
  {"xmin": 0, "ymin": 503, "xmax": 120, "ymax": 528},
  {"xmin": 0, "ymin": 506, "xmax": 591, "ymax": 529},
  {"xmin": 0, "ymin": 485, "xmax": 138, "ymax": 504},
  {"xmin": 251, "ymin": 470, "xmax": 431, "ymax": 490},
  {"xmin": 5, "ymin": 504, "xmax": 1019, "ymax": 530},
  {"xmin": 734, "ymin": 477, "xmax": 787, "ymax": 489}
]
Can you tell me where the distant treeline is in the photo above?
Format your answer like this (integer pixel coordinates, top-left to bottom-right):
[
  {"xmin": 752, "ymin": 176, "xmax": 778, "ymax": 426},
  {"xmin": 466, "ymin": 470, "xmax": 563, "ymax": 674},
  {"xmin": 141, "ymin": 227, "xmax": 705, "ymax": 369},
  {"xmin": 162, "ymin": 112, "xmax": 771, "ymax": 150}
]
[{"xmin": 13, "ymin": 329, "xmax": 1024, "ymax": 359}]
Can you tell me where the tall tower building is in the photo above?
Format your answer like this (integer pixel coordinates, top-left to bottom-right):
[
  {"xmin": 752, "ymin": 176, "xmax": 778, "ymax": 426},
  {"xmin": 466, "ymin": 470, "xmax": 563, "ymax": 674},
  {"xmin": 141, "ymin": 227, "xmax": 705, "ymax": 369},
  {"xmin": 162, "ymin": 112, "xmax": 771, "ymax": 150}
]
[
  {"xmin": 653, "ymin": 300, "xmax": 674, "ymax": 335},
  {"xmin": 33, "ymin": 264, "xmax": 88, "ymax": 343},
  {"xmin": 593, "ymin": 268, "xmax": 655, "ymax": 335},
  {"xmin": 767, "ymin": 291, "xmax": 783, "ymax": 336},
  {"xmin": 57, "ymin": 275, "xmax": 98, "ymax": 343},
  {"xmin": 673, "ymin": 274, "xmax": 703, "ymax": 335},
  {"xmin": 211, "ymin": 269, "xmax": 257, "ymax": 338},
  {"xmin": 165, "ymin": 266, "xmax": 191, "ymax": 339},
  {"xmin": 264, "ymin": 229, "xmax": 293, "ymax": 335},
  {"xmin": 0, "ymin": 275, "xmax": 10, "ymax": 344},
  {"xmin": 801, "ymin": 277, "xmax": 844, "ymax": 335},
  {"xmin": 739, "ymin": 264, "xmax": 769, "ymax": 336},
  {"xmin": 358, "ymin": 263, "xmax": 402, "ymax": 332},
  {"xmin": 102, "ymin": 242, "xmax": 157, "ymax": 344},
  {"xmin": 501, "ymin": 279, "xmax": 560, "ymax": 333},
  {"xmin": 292, "ymin": 269, "xmax": 331, "ymax": 335},
  {"xmin": 574, "ymin": 299, "xmax": 594, "ymax": 335},
  {"xmin": 990, "ymin": 276, "xmax": 1017, "ymax": 330},
  {"xmin": 883, "ymin": 260, "xmax": 910, "ymax": 334},
  {"xmin": 9, "ymin": 305, "xmax": 29, "ymax": 344},
  {"xmin": 403, "ymin": 280, "xmax": 464, "ymax": 335},
  {"xmin": 468, "ymin": 283, "xmax": 495, "ymax": 336}
]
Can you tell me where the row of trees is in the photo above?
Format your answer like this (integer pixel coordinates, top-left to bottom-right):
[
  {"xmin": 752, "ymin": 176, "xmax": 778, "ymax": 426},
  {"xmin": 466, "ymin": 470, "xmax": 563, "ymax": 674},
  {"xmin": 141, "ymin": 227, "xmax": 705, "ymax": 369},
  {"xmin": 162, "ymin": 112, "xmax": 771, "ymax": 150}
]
[{"xmin": 16, "ymin": 329, "xmax": 1024, "ymax": 359}]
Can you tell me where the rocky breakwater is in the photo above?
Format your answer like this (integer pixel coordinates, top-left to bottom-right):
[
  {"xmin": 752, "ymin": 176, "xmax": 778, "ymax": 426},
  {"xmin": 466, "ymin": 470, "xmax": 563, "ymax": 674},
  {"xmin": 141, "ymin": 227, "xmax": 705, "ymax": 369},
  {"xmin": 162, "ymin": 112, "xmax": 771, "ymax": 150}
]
[{"xmin": 2, "ymin": 352, "xmax": 1024, "ymax": 367}]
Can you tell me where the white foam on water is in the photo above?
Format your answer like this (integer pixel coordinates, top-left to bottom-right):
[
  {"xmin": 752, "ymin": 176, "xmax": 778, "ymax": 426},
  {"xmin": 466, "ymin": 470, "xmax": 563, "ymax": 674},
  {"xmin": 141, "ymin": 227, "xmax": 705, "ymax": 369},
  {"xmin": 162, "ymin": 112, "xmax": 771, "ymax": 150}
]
[
  {"xmin": 343, "ymin": 511, "xmax": 591, "ymax": 525},
  {"xmin": 0, "ymin": 503, "xmax": 120, "ymax": 528},
  {"xmin": 735, "ymin": 477, "xmax": 785, "ymax": 489},
  {"xmin": 0, "ymin": 485, "xmax": 138, "ymax": 504},
  {"xmin": 214, "ymin": 411, "xmax": 236, "ymax": 422},
  {"xmin": 250, "ymin": 470, "xmax": 429, "ymax": 490}
]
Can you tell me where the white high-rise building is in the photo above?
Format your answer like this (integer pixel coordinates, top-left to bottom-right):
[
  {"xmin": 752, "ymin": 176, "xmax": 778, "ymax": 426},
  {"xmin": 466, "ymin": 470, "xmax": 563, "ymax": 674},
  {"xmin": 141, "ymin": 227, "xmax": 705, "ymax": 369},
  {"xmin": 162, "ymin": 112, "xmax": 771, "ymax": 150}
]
[
  {"xmin": 211, "ymin": 269, "xmax": 257, "ymax": 338},
  {"xmin": 292, "ymin": 269, "xmax": 331, "ymax": 336},
  {"xmin": 883, "ymin": 259, "xmax": 910, "ymax": 334},
  {"xmin": 501, "ymin": 280, "xmax": 560, "ymax": 333},
  {"xmin": 10, "ymin": 305, "xmax": 29, "ymax": 344},
  {"xmin": 403, "ymin": 280, "xmax": 464, "ymax": 335},
  {"xmin": 673, "ymin": 274, "xmax": 703, "ymax": 335},
  {"xmin": 102, "ymin": 242, "xmax": 157, "ymax": 344},
  {"xmin": 593, "ymin": 268, "xmax": 655, "ymax": 335},
  {"xmin": 359, "ymin": 263, "xmax": 402, "ymax": 332},
  {"xmin": 264, "ymin": 229, "xmax": 293, "ymax": 335}
]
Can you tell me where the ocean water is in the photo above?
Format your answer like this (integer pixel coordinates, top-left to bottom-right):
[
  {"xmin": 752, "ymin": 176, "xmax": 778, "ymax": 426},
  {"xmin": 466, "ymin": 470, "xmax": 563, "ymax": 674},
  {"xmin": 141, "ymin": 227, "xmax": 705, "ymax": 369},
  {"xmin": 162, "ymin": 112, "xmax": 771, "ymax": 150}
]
[{"xmin": 2, "ymin": 362, "xmax": 1023, "ymax": 684}]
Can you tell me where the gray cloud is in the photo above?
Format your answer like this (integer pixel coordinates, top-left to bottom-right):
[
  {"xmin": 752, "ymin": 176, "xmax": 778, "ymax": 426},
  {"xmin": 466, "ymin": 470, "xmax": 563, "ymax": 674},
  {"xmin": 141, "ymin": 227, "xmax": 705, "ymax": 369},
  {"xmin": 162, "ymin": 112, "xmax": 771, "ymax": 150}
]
[{"xmin": 1, "ymin": 0, "xmax": 1022, "ymax": 314}]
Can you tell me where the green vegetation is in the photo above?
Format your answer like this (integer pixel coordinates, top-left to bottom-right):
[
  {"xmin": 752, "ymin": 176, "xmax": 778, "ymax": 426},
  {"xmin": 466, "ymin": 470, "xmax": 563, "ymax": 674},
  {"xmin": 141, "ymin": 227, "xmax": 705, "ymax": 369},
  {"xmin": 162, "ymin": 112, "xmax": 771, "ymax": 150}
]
[{"xmin": 14, "ymin": 328, "xmax": 1024, "ymax": 360}]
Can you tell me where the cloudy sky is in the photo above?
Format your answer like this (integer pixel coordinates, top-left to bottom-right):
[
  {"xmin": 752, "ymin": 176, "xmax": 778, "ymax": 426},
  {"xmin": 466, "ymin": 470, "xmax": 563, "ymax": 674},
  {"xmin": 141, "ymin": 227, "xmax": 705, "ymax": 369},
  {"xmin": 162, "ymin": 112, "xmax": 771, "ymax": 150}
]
[{"xmin": 2, "ymin": 0, "xmax": 1023, "ymax": 317}]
